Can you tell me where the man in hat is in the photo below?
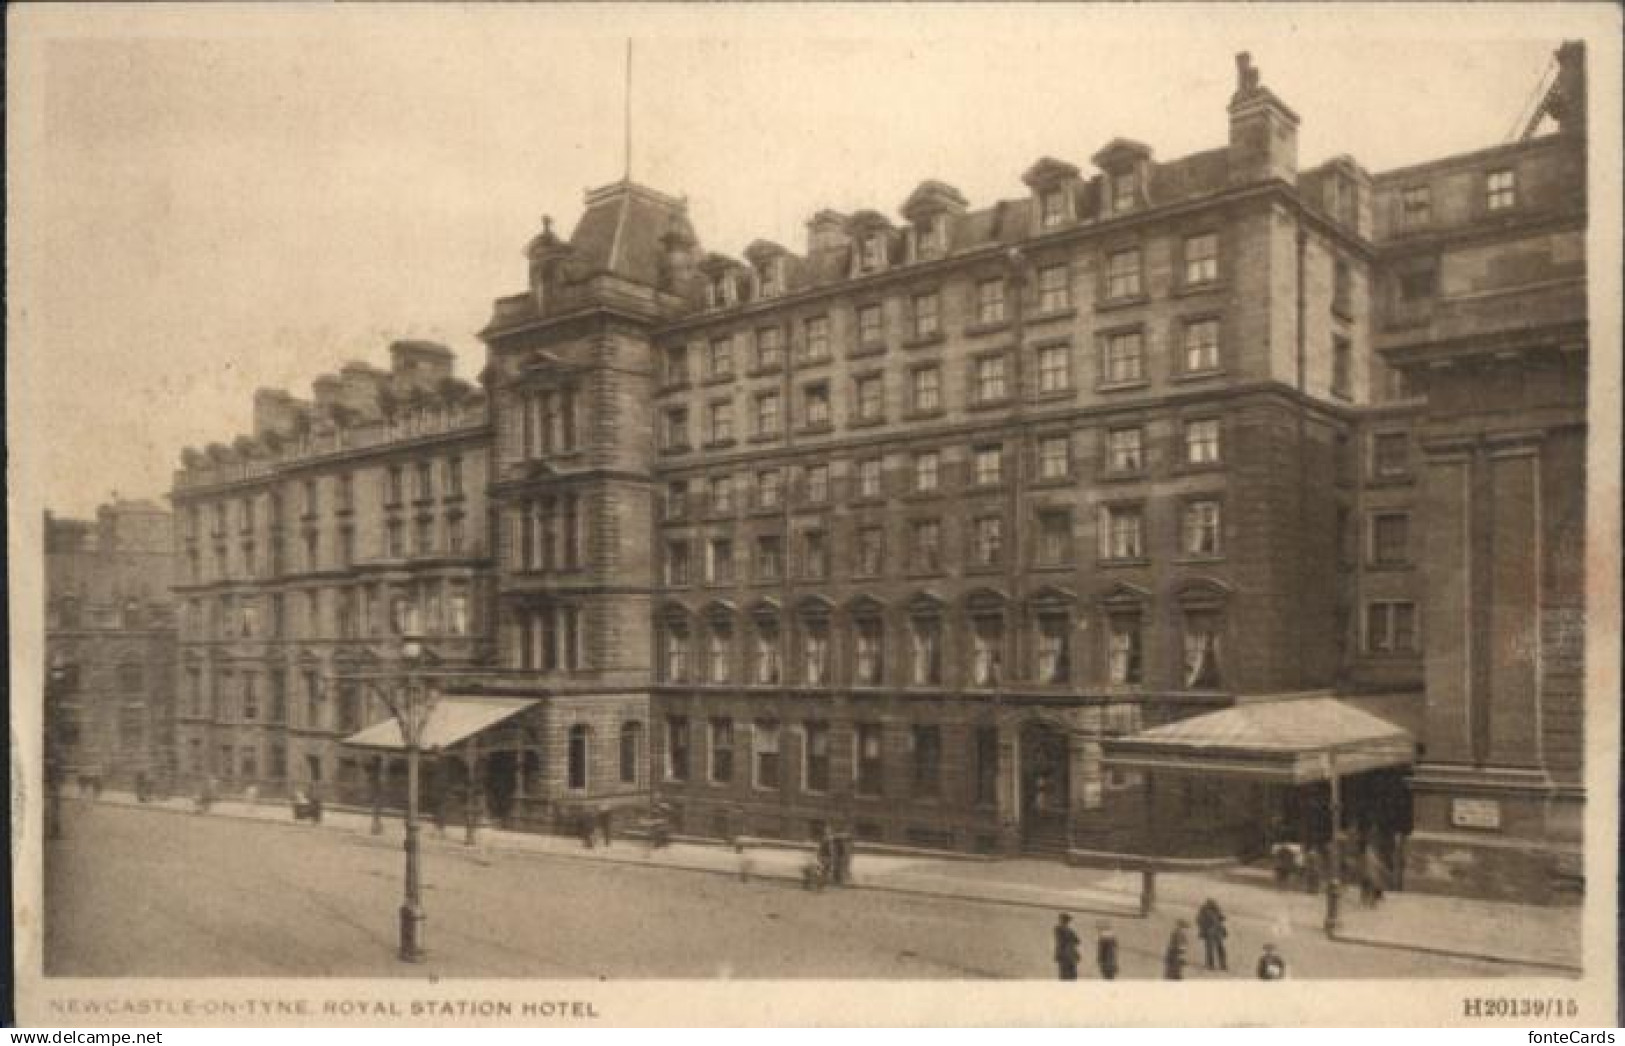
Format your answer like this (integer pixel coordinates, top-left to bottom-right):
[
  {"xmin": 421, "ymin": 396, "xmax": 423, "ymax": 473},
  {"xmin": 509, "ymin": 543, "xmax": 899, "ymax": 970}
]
[
  {"xmin": 1096, "ymin": 921, "xmax": 1120, "ymax": 981},
  {"xmin": 1053, "ymin": 913, "xmax": 1081, "ymax": 981},
  {"xmin": 1164, "ymin": 920, "xmax": 1190, "ymax": 980}
]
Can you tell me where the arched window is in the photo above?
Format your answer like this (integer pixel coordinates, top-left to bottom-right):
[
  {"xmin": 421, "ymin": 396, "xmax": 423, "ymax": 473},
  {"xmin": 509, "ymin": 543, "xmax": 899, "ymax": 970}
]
[
  {"xmin": 619, "ymin": 721, "xmax": 643, "ymax": 785},
  {"xmin": 850, "ymin": 600, "xmax": 885, "ymax": 686},
  {"xmin": 568, "ymin": 724, "xmax": 590, "ymax": 790},
  {"xmin": 749, "ymin": 602, "xmax": 782, "ymax": 685},
  {"xmin": 1099, "ymin": 584, "xmax": 1151, "ymax": 687},
  {"xmin": 966, "ymin": 590, "xmax": 1009, "ymax": 687},
  {"xmin": 907, "ymin": 593, "xmax": 945, "ymax": 686},
  {"xmin": 1176, "ymin": 580, "xmax": 1231, "ymax": 691},
  {"xmin": 703, "ymin": 604, "xmax": 734, "ymax": 684},
  {"xmin": 796, "ymin": 598, "xmax": 832, "ymax": 687}
]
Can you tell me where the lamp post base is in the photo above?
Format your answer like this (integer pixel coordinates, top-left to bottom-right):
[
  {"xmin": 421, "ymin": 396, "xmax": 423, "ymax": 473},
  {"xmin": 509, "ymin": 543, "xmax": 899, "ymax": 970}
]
[{"xmin": 398, "ymin": 904, "xmax": 426, "ymax": 963}]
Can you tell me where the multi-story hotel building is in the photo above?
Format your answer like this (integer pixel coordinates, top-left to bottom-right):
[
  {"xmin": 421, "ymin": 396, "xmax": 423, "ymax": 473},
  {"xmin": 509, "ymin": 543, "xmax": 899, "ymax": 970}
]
[
  {"xmin": 45, "ymin": 500, "xmax": 177, "ymax": 786},
  {"xmin": 163, "ymin": 45, "xmax": 1587, "ymax": 898},
  {"xmin": 170, "ymin": 341, "xmax": 494, "ymax": 804}
]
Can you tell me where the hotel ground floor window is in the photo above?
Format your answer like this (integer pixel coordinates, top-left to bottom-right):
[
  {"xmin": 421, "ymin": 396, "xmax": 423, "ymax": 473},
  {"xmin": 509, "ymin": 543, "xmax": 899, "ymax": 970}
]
[
  {"xmin": 568, "ymin": 725, "xmax": 590, "ymax": 790},
  {"xmin": 804, "ymin": 721, "xmax": 831, "ymax": 794},
  {"xmin": 754, "ymin": 720, "xmax": 781, "ymax": 790},
  {"xmin": 619, "ymin": 721, "xmax": 643, "ymax": 785},
  {"xmin": 910, "ymin": 724, "xmax": 942, "ymax": 798},
  {"xmin": 855, "ymin": 723, "xmax": 884, "ymax": 797}
]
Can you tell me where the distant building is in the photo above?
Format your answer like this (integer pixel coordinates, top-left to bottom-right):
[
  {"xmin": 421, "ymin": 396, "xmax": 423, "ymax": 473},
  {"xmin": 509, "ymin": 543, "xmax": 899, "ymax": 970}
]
[
  {"xmin": 45, "ymin": 501, "xmax": 176, "ymax": 785},
  {"xmin": 169, "ymin": 342, "xmax": 494, "ymax": 805}
]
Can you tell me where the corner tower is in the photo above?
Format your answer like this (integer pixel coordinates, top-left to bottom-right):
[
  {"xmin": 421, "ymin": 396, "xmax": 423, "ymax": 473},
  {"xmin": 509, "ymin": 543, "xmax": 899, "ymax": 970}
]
[{"xmin": 477, "ymin": 180, "xmax": 698, "ymax": 824}]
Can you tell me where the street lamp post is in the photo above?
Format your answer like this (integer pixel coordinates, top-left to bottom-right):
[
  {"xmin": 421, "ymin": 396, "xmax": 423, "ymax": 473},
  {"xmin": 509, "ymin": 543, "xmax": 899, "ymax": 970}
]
[{"xmin": 1323, "ymin": 750, "xmax": 1343, "ymax": 936}]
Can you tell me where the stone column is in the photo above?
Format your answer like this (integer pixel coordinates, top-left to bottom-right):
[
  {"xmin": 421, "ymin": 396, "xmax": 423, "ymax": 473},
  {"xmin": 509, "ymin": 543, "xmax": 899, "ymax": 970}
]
[{"xmin": 995, "ymin": 723, "xmax": 1022, "ymax": 854}]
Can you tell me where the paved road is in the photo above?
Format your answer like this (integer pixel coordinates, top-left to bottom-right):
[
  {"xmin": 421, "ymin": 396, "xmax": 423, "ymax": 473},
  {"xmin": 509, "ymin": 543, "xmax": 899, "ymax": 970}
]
[{"xmin": 44, "ymin": 802, "xmax": 1540, "ymax": 980}]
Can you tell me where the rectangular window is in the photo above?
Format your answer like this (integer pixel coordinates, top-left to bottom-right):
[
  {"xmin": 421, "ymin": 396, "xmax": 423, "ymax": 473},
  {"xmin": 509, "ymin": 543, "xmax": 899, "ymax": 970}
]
[
  {"xmin": 756, "ymin": 327, "xmax": 784, "ymax": 370},
  {"xmin": 802, "ymin": 383, "xmax": 831, "ymax": 428},
  {"xmin": 977, "ymin": 278, "xmax": 1007, "ymax": 324},
  {"xmin": 709, "ymin": 718, "xmax": 734, "ymax": 784},
  {"xmin": 803, "ymin": 316, "xmax": 831, "ymax": 362},
  {"xmin": 757, "ymin": 468, "xmax": 784, "ymax": 508},
  {"xmin": 708, "ymin": 400, "xmax": 735, "ymax": 443},
  {"xmin": 1036, "ymin": 509, "xmax": 1072, "ymax": 566},
  {"xmin": 1036, "ymin": 344, "xmax": 1071, "ymax": 394},
  {"xmin": 1373, "ymin": 432, "xmax": 1410, "ymax": 478},
  {"xmin": 665, "ymin": 540, "xmax": 692, "ymax": 586},
  {"xmin": 1103, "ymin": 505, "xmax": 1145, "ymax": 561},
  {"xmin": 446, "ymin": 457, "xmax": 463, "ymax": 497},
  {"xmin": 973, "ymin": 515, "xmax": 1004, "ymax": 567},
  {"xmin": 1184, "ymin": 419, "xmax": 1221, "ymax": 465},
  {"xmin": 971, "ymin": 617, "xmax": 1004, "ymax": 685},
  {"xmin": 754, "ymin": 720, "xmax": 781, "ymax": 790},
  {"xmin": 705, "ymin": 537, "xmax": 734, "ymax": 584},
  {"xmin": 1183, "ymin": 499, "xmax": 1222, "ymax": 556},
  {"xmin": 1333, "ymin": 260, "xmax": 1352, "ymax": 316},
  {"xmin": 1038, "ymin": 435, "xmax": 1070, "ymax": 480},
  {"xmin": 859, "ymin": 234, "xmax": 886, "ymax": 272},
  {"xmin": 1040, "ymin": 188, "xmax": 1067, "ymax": 228},
  {"xmin": 387, "ymin": 466, "xmax": 403, "ymax": 506},
  {"xmin": 804, "ymin": 464, "xmax": 830, "ymax": 504},
  {"xmin": 801, "ymin": 622, "xmax": 829, "ymax": 685},
  {"xmin": 664, "ymin": 408, "xmax": 690, "ymax": 450},
  {"xmin": 416, "ymin": 461, "xmax": 433, "ymax": 500},
  {"xmin": 1106, "ymin": 249, "xmax": 1142, "ymax": 299},
  {"xmin": 855, "ymin": 374, "xmax": 884, "ymax": 422},
  {"xmin": 1038, "ymin": 264, "xmax": 1071, "ymax": 313},
  {"xmin": 856, "ymin": 525, "xmax": 885, "ymax": 577},
  {"xmin": 910, "ymin": 725, "xmax": 942, "ymax": 798},
  {"xmin": 974, "ymin": 727, "xmax": 999, "ymax": 806},
  {"xmin": 857, "ymin": 304, "xmax": 884, "ymax": 348},
  {"xmin": 973, "ymin": 444, "xmax": 1003, "ymax": 487},
  {"xmin": 1366, "ymin": 602, "xmax": 1418, "ymax": 654},
  {"xmin": 386, "ymin": 519, "xmax": 404, "ymax": 559},
  {"xmin": 1182, "ymin": 612, "xmax": 1223, "ymax": 688},
  {"xmin": 304, "ymin": 479, "xmax": 319, "ymax": 517},
  {"xmin": 1401, "ymin": 185, "xmax": 1432, "ymax": 228},
  {"xmin": 856, "ymin": 457, "xmax": 883, "ymax": 500},
  {"xmin": 1112, "ymin": 171, "xmax": 1138, "ymax": 213},
  {"xmin": 706, "ymin": 475, "xmax": 733, "ymax": 515},
  {"xmin": 1184, "ymin": 233, "xmax": 1219, "ymax": 285},
  {"xmin": 1486, "ymin": 168, "xmax": 1516, "ymax": 211},
  {"xmin": 1183, "ymin": 318, "xmax": 1220, "ymax": 373},
  {"xmin": 707, "ymin": 336, "xmax": 734, "ymax": 380},
  {"xmin": 1103, "ymin": 330, "xmax": 1144, "ymax": 385},
  {"xmin": 855, "ymin": 723, "xmax": 884, "ymax": 797},
  {"xmin": 917, "ymin": 215, "xmax": 945, "ymax": 256},
  {"xmin": 913, "ymin": 451, "xmax": 940, "ymax": 493},
  {"xmin": 706, "ymin": 626, "xmax": 731, "ymax": 683},
  {"xmin": 1107, "ymin": 427, "xmax": 1144, "ymax": 473},
  {"xmin": 911, "ymin": 519, "xmax": 942, "ymax": 573},
  {"xmin": 666, "ymin": 716, "xmax": 691, "ymax": 782},
  {"xmin": 912, "ymin": 292, "xmax": 940, "ymax": 339},
  {"xmin": 800, "ymin": 529, "xmax": 829, "ymax": 579},
  {"xmin": 911, "ymin": 366, "xmax": 942, "ymax": 413},
  {"xmin": 974, "ymin": 355, "xmax": 1008, "ymax": 403},
  {"xmin": 1371, "ymin": 512, "xmax": 1410, "ymax": 567},
  {"xmin": 667, "ymin": 481, "xmax": 689, "ymax": 519},
  {"xmin": 754, "ymin": 391, "xmax": 781, "ymax": 437},
  {"xmin": 804, "ymin": 722, "xmax": 831, "ymax": 794},
  {"xmin": 755, "ymin": 534, "xmax": 783, "ymax": 581}
]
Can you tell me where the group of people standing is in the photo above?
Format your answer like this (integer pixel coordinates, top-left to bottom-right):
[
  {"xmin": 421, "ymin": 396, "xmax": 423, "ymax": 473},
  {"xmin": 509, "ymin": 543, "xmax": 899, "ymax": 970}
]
[{"xmin": 1053, "ymin": 897, "xmax": 1287, "ymax": 982}]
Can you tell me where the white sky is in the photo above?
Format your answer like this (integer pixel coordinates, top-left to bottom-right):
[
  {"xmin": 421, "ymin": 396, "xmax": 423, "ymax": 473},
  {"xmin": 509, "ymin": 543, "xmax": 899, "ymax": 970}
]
[{"xmin": 8, "ymin": 3, "xmax": 1607, "ymax": 516}]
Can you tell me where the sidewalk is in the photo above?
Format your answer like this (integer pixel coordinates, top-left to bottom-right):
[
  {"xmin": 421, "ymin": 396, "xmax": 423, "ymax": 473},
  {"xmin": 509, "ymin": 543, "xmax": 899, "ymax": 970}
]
[{"xmin": 85, "ymin": 791, "xmax": 1578, "ymax": 972}]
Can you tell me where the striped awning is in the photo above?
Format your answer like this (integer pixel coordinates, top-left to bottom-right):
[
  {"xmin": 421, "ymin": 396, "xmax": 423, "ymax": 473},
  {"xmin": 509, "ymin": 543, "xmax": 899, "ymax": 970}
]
[
  {"xmin": 341, "ymin": 696, "xmax": 537, "ymax": 752},
  {"xmin": 1102, "ymin": 696, "xmax": 1416, "ymax": 783}
]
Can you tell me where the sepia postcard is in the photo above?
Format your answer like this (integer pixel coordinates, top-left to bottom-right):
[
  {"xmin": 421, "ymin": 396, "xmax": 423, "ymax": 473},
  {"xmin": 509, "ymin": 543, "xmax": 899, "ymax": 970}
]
[{"xmin": 8, "ymin": 1, "xmax": 1622, "ymax": 1028}]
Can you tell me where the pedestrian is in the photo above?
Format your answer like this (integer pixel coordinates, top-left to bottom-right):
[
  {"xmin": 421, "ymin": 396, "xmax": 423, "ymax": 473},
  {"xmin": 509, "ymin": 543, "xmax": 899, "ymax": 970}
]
[
  {"xmin": 597, "ymin": 805, "xmax": 614, "ymax": 848},
  {"xmin": 1302, "ymin": 846, "xmax": 1322, "ymax": 895},
  {"xmin": 1256, "ymin": 941, "xmax": 1287, "ymax": 980},
  {"xmin": 816, "ymin": 828, "xmax": 836, "ymax": 885},
  {"xmin": 736, "ymin": 839, "xmax": 755, "ymax": 883},
  {"xmin": 1163, "ymin": 920, "xmax": 1189, "ymax": 980},
  {"xmin": 1196, "ymin": 898, "xmax": 1229, "ymax": 971},
  {"xmin": 134, "ymin": 769, "xmax": 151, "ymax": 803},
  {"xmin": 196, "ymin": 775, "xmax": 216, "ymax": 814},
  {"xmin": 1095, "ymin": 921, "xmax": 1120, "ymax": 981},
  {"xmin": 1362, "ymin": 846, "xmax": 1388, "ymax": 906},
  {"xmin": 1053, "ymin": 913, "xmax": 1081, "ymax": 981},
  {"xmin": 578, "ymin": 809, "xmax": 597, "ymax": 849}
]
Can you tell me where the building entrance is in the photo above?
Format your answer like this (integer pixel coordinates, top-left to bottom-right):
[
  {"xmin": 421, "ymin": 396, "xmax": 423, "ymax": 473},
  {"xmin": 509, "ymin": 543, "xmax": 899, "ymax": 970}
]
[{"xmin": 1020, "ymin": 721, "xmax": 1071, "ymax": 853}]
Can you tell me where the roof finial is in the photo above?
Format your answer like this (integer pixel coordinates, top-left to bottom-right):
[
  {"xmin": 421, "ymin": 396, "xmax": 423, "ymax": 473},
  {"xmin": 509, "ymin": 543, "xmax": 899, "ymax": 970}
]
[{"xmin": 1236, "ymin": 52, "xmax": 1260, "ymax": 95}]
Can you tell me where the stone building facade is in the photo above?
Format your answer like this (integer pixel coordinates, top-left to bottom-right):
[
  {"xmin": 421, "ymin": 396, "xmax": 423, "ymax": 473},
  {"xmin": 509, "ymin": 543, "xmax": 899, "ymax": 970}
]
[
  {"xmin": 45, "ymin": 501, "xmax": 177, "ymax": 786},
  {"xmin": 1369, "ymin": 41, "xmax": 1588, "ymax": 901},
  {"xmin": 169, "ymin": 341, "xmax": 495, "ymax": 803}
]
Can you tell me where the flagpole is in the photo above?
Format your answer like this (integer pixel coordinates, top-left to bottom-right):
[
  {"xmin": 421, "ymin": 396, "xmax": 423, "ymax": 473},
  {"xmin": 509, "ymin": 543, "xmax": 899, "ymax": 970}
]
[{"xmin": 624, "ymin": 38, "xmax": 633, "ymax": 181}]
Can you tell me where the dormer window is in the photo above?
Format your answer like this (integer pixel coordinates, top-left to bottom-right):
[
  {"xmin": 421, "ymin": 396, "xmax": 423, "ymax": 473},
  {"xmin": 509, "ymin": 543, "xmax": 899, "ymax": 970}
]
[
  {"xmin": 707, "ymin": 272, "xmax": 737, "ymax": 309},
  {"xmin": 1112, "ymin": 171, "xmax": 1139, "ymax": 214},
  {"xmin": 1040, "ymin": 188, "xmax": 1068, "ymax": 229},
  {"xmin": 757, "ymin": 257, "xmax": 784, "ymax": 298},
  {"xmin": 859, "ymin": 233, "xmax": 887, "ymax": 273},
  {"xmin": 917, "ymin": 215, "xmax": 947, "ymax": 257}
]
